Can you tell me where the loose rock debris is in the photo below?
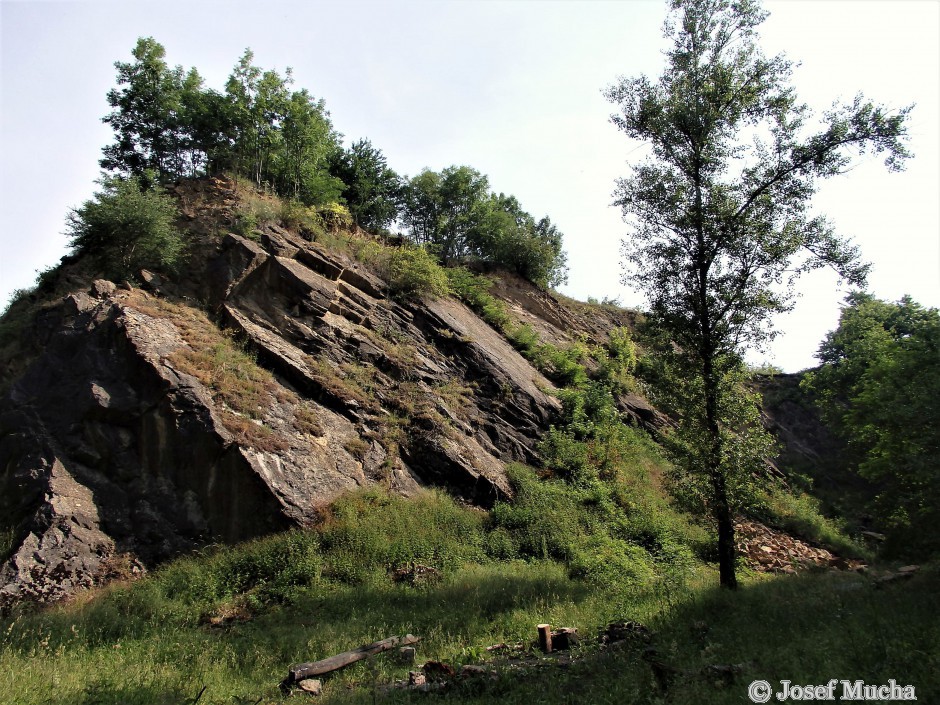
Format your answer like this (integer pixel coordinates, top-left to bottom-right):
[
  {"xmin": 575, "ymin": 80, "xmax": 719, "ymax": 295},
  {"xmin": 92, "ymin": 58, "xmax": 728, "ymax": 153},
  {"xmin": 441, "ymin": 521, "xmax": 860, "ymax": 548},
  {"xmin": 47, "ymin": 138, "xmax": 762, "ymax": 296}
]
[{"xmin": 735, "ymin": 520, "xmax": 866, "ymax": 574}]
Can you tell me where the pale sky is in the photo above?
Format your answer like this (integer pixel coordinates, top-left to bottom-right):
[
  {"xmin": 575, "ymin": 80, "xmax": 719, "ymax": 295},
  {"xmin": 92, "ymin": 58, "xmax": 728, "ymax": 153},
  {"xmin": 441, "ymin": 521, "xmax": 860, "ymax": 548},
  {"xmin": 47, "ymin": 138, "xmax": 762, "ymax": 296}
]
[{"xmin": 1, "ymin": 0, "xmax": 938, "ymax": 372}]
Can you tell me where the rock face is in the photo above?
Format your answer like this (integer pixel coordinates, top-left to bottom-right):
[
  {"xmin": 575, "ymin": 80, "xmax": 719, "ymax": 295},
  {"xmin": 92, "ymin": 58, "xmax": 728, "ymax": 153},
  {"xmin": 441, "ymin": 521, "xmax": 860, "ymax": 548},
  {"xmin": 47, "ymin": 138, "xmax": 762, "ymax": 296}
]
[
  {"xmin": 5, "ymin": 185, "xmax": 660, "ymax": 609},
  {"xmin": 0, "ymin": 177, "xmax": 666, "ymax": 610}
]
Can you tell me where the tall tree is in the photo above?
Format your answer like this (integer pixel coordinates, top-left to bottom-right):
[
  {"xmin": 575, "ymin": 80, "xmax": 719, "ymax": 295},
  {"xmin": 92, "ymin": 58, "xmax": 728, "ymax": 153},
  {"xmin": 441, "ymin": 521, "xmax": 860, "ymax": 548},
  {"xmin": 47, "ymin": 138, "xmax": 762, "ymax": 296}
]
[
  {"xmin": 275, "ymin": 88, "xmax": 344, "ymax": 205},
  {"xmin": 605, "ymin": 0, "xmax": 911, "ymax": 587},
  {"xmin": 100, "ymin": 37, "xmax": 185, "ymax": 182},
  {"xmin": 329, "ymin": 139, "xmax": 402, "ymax": 231},
  {"xmin": 177, "ymin": 68, "xmax": 231, "ymax": 177},
  {"xmin": 401, "ymin": 166, "xmax": 489, "ymax": 263},
  {"xmin": 803, "ymin": 293, "xmax": 940, "ymax": 554}
]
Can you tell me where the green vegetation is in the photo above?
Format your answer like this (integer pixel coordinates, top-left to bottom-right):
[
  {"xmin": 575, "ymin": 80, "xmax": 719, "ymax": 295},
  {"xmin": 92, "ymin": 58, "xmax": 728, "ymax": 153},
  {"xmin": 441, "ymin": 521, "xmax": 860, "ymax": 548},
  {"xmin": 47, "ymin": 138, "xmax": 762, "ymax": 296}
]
[
  {"xmin": 369, "ymin": 243, "xmax": 452, "ymax": 300},
  {"xmin": 0, "ymin": 485, "xmax": 933, "ymax": 705},
  {"xmin": 758, "ymin": 489, "xmax": 871, "ymax": 561},
  {"xmin": 65, "ymin": 175, "xmax": 182, "ymax": 281},
  {"xmin": 2, "ymin": 3, "xmax": 934, "ymax": 702},
  {"xmin": 97, "ymin": 38, "xmax": 567, "ymax": 291},
  {"xmin": 604, "ymin": 0, "xmax": 910, "ymax": 588},
  {"xmin": 445, "ymin": 267, "xmax": 512, "ymax": 329},
  {"xmin": 400, "ymin": 166, "xmax": 568, "ymax": 288},
  {"xmin": 803, "ymin": 293, "xmax": 940, "ymax": 557},
  {"xmin": 329, "ymin": 138, "xmax": 402, "ymax": 232},
  {"xmin": 102, "ymin": 38, "xmax": 343, "ymax": 205}
]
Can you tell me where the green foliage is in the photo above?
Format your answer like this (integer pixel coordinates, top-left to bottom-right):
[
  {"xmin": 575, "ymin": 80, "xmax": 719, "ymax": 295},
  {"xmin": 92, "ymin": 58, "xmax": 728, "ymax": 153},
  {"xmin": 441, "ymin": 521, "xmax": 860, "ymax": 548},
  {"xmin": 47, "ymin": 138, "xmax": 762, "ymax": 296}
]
[
  {"xmin": 445, "ymin": 267, "xmax": 512, "ymax": 330},
  {"xmin": 230, "ymin": 182, "xmax": 280, "ymax": 237},
  {"xmin": 224, "ymin": 50, "xmax": 344, "ymax": 204},
  {"xmin": 647, "ymin": 354, "xmax": 777, "ymax": 519},
  {"xmin": 329, "ymin": 138, "xmax": 402, "ymax": 231},
  {"xmin": 803, "ymin": 293, "xmax": 940, "ymax": 556},
  {"xmin": 401, "ymin": 166, "xmax": 489, "ymax": 263},
  {"xmin": 364, "ymin": 243, "xmax": 451, "ymax": 300},
  {"xmin": 400, "ymin": 166, "xmax": 568, "ymax": 288},
  {"xmin": 490, "ymin": 464, "xmax": 695, "ymax": 587},
  {"xmin": 65, "ymin": 175, "xmax": 182, "ymax": 280},
  {"xmin": 0, "ymin": 526, "xmax": 18, "ymax": 565},
  {"xmin": 604, "ymin": 0, "xmax": 909, "ymax": 587},
  {"xmin": 156, "ymin": 530, "xmax": 323, "ymax": 608},
  {"xmin": 101, "ymin": 39, "xmax": 343, "ymax": 205},
  {"xmin": 3, "ymin": 476, "xmax": 928, "ymax": 705},
  {"xmin": 319, "ymin": 488, "xmax": 486, "ymax": 584},
  {"xmin": 100, "ymin": 37, "xmax": 190, "ymax": 181},
  {"xmin": 477, "ymin": 193, "xmax": 569, "ymax": 288},
  {"xmin": 759, "ymin": 489, "xmax": 871, "ymax": 561},
  {"xmin": 3, "ymin": 554, "xmax": 937, "ymax": 705},
  {"xmin": 507, "ymin": 326, "xmax": 589, "ymax": 388},
  {"xmin": 595, "ymin": 326, "xmax": 637, "ymax": 392}
]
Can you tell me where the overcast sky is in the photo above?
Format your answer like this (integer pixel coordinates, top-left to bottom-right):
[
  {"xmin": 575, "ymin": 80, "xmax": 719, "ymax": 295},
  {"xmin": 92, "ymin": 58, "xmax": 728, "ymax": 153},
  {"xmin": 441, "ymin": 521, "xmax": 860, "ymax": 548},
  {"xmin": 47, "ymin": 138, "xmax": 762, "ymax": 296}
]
[{"xmin": 1, "ymin": 0, "xmax": 937, "ymax": 371}]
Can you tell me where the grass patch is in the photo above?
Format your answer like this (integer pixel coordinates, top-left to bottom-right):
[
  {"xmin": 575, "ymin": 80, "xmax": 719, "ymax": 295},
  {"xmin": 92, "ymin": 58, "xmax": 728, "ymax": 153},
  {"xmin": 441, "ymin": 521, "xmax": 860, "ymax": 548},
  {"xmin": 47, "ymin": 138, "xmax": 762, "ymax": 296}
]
[
  {"xmin": 128, "ymin": 293, "xmax": 324, "ymax": 450},
  {"xmin": 304, "ymin": 355, "xmax": 378, "ymax": 410},
  {"xmin": 318, "ymin": 489, "xmax": 487, "ymax": 585},
  {"xmin": 2, "ymin": 503, "xmax": 934, "ymax": 705}
]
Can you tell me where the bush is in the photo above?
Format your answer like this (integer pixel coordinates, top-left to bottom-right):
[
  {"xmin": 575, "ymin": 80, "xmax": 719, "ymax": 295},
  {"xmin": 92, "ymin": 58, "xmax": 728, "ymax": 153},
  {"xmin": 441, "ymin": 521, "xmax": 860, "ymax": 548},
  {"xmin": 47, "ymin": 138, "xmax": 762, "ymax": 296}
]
[
  {"xmin": 66, "ymin": 174, "xmax": 183, "ymax": 280},
  {"xmin": 367, "ymin": 244, "xmax": 450, "ymax": 300},
  {"xmin": 154, "ymin": 529, "xmax": 323, "ymax": 608}
]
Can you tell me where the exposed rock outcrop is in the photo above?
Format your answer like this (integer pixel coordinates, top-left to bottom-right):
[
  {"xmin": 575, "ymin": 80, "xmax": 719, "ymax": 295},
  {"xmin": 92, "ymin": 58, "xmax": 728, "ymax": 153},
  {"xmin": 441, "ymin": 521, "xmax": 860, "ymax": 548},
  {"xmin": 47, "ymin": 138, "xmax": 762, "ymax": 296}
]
[{"xmin": 4, "ymin": 191, "xmax": 628, "ymax": 608}]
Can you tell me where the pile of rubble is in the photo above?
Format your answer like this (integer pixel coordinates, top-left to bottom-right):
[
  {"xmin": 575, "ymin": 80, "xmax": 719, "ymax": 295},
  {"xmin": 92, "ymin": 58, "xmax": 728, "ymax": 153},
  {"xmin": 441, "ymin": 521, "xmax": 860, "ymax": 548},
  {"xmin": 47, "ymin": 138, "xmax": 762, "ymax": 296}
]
[{"xmin": 734, "ymin": 520, "xmax": 865, "ymax": 574}]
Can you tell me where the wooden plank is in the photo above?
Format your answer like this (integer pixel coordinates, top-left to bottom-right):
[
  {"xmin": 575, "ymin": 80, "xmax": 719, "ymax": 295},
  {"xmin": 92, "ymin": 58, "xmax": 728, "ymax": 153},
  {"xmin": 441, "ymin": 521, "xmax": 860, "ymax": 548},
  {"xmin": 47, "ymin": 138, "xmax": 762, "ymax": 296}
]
[{"xmin": 289, "ymin": 634, "xmax": 421, "ymax": 682}]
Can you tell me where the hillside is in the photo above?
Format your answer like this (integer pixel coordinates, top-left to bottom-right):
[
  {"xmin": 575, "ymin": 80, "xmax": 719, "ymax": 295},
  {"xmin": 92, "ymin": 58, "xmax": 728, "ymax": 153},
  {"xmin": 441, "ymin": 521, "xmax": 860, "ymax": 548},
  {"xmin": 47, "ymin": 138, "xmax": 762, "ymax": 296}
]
[
  {"xmin": 0, "ymin": 176, "xmax": 937, "ymax": 704},
  {"xmin": 0, "ymin": 175, "xmax": 650, "ymax": 610}
]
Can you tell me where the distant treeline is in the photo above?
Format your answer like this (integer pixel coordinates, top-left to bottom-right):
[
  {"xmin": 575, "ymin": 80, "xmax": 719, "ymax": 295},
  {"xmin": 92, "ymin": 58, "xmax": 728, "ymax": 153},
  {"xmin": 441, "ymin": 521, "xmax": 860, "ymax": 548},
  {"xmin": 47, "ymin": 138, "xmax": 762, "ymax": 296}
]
[{"xmin": 100, "ymin": 37, "xmax": 567, "ymax": 288}]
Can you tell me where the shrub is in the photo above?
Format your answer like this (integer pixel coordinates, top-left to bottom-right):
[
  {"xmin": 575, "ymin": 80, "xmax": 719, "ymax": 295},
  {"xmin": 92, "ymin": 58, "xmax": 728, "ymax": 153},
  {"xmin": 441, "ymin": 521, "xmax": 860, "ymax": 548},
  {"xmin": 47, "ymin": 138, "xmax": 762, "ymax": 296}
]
[
  {"xmin": 154, "ymin": 529, "xmax": 323, "ymax": 607},
  {"xmin": 66, "ymin": 174, "xmax": 183, "ymax": 280},
  {"xmin": 316, "ymin": 202, "xmax": 352, "ymax": 232},
  {"xmin": 375, "ymin": 245, "xmax": 451, "ymax": 300}
]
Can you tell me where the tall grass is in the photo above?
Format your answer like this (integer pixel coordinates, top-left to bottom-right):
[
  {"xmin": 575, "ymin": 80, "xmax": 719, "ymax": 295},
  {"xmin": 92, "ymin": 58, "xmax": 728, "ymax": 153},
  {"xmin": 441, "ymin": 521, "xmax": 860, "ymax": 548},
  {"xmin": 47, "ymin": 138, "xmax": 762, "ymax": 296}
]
[{"xmin": 0, "ymin": 480, "xmax": 708, "ymax": 705}]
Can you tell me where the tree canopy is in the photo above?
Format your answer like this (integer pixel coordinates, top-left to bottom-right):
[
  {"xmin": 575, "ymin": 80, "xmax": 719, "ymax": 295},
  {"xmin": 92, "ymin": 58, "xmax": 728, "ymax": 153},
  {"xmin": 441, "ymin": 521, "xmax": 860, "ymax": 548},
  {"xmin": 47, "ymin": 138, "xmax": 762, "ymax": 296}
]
[
  {"xmin": 399, "ymin": 167, "xmax": 568, "ymax": 288},
  {"xmin": 98, "ymin": 38, "xmax": 568, "ymax": 290},
  {"xmin": 328, "ymin": 139, "xmax": 402, "ymax": 232},
  {"xmin": 101, "ymin": 39, "xmax": 343, "ymax": 206},
  {"xmin": 803, "ymin": 293, "xmax": 940, "ymax": 555},
  {"xmin": 605, "ymin": 0, "xmax": 911, "ymax": 587}
]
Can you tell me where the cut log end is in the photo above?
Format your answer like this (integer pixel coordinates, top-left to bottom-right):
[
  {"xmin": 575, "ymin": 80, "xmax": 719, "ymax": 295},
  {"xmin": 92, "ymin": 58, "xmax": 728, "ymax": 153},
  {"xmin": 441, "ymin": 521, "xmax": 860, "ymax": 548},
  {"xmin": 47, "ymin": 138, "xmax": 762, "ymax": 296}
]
[{"xmin": 537, "ymin": 623, "xmax": 553, "ymax": 653}]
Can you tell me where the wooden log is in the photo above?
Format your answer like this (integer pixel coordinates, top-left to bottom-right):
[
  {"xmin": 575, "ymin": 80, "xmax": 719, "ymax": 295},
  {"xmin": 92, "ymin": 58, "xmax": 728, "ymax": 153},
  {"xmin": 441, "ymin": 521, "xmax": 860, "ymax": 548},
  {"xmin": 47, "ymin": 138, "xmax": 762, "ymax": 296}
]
[
  {"xmin": 537, "ymin": 623, "xmax": 553, "ymax": 653},
  {"xmin": 289, "ymin": 634, "xmax": 421, "ymax": 683},
  {"xmin": 551, "ymin": 627, "xmax": 579, "ymax": 650}
]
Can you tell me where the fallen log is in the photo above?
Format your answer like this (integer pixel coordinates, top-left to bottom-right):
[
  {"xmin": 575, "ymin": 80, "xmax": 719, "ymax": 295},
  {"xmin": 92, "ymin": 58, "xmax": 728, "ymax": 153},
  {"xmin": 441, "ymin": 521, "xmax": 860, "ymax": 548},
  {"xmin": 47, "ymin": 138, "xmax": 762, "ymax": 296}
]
[{"xmin": 287, "ymin": 634, "xmax": 421, "ymax": 684}]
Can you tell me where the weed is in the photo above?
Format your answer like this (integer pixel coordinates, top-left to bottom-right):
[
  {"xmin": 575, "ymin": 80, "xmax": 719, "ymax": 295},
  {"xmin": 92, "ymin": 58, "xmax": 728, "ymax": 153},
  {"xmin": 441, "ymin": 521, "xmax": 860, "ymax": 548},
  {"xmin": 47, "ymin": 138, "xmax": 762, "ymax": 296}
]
[
  {"xmin": 344, "ymin": 437, "xmax": 370, "ymax": 460},
  {"xmin": 288, "ymin": 404, "xmax": 320, "ymax": 437}
]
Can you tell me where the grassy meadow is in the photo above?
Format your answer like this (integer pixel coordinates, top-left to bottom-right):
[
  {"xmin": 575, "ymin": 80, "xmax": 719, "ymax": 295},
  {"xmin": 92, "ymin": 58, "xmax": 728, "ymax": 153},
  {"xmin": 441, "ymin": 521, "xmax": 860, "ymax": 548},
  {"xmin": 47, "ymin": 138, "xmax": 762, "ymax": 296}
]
[{"xmin": 1, "ymin": 481, "xmax": 936, "ymax": 705}]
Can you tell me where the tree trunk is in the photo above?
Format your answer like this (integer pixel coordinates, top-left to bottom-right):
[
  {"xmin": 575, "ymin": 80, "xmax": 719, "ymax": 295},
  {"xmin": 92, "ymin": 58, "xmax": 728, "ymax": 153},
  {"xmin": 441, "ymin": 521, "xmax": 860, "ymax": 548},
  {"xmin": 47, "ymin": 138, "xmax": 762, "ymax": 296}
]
[
  {"xmin": 712, "ymin": 470, "xmax": 737, "ymax": 589},
  {"xmin": 703, "ymin": 359, "xmax": 738, "ymax": 590}
]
